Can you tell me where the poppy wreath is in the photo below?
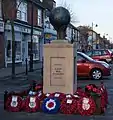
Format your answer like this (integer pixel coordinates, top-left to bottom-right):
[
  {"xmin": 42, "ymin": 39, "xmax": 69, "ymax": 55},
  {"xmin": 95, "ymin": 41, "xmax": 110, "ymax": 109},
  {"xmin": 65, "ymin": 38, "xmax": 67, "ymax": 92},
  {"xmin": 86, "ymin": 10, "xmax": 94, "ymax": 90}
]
[
  {"xmin": 99, "ymin": 85, "xmax": 108, "ymax": 112},
  {"xmin": 5, "ymin": 95, "xmax": 23, "ymax": 112},
  {"xmin": 100, "ymin": 93, "xmax": 106, "ymax": 112},
  {"xmin": 76, "ymin": 87, "xmax": 88, "ymax": 97},
  {"xmin": 16, "ymin": 90, "xmax": 28, "ymax": 97},
  {"xmin": 24, "ymin": 96, "xmax": 40, "ymax": 112},
  {"xmin": 37, "ymin": 91, "xmax": 45, "ymax": 101},
  {"xmin": 73, "ymin": 94, "xmax": 81, "ymax": 102},
  {"xmin": 85, "ymin": 84, "xmax": 102, "ymax": 97},
  {"xmin": 100, "ymin": 83, "xmax": 108, "ymax": 104},
  {"xmin": 60, "ymin": 97, "xmax": 77, "ymax": 114},
  {"xmin": 44, "ymin": 93, "xmax": 52, "ymax": 98},
  {"xmin": 41, "ymin": 97, "xmax": 60, "ymax": 114},
  {"xmin": 51, "ymin": 92, "xmax": 66, "ymax": 101},
  {"xmin": 85, "ymin": 84, "xmax": 98, "ymax": 92},
  {"xmin": 35, "ymin": 84, "xmax": 43, "ymax": 92},
  {"xmin": 77, "ymin": 96, "xmax": 96, "ymax": 116}
]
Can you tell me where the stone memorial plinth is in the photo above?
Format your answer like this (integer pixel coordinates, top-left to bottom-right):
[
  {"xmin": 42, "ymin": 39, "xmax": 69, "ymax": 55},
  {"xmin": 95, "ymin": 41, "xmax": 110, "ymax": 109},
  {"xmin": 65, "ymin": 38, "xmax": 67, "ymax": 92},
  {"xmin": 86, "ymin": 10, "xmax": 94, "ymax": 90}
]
[{"xmin": 43, "ymin": 40, "xmax": 77, "ymax": 94}]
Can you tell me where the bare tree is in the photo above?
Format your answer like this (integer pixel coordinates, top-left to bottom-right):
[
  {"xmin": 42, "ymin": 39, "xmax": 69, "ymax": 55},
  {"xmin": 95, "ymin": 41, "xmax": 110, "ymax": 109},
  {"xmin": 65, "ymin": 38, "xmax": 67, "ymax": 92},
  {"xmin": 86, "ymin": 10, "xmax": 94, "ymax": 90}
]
[
  {"xmin": 2, "ymin": 0, "xmax": 23, "ymax": 78},
  {"xmin": 58, "ymin": 0, "xmax": 79, "ymax": 24}
]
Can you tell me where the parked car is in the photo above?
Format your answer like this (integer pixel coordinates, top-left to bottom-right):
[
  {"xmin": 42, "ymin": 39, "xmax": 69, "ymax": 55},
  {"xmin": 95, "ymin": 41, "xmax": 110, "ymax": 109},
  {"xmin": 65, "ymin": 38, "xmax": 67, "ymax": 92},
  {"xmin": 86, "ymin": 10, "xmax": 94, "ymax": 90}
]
[
  {"xmin": 109, "ymin": 49, "xmax": 113, "ymax": 53},
  {"xmin": 77, "ymin": 52, "xmax": 111, "ymax": 80},
  {"xmin": 85, "ymin": 49, "xmax": 113, "ymax": 63}
]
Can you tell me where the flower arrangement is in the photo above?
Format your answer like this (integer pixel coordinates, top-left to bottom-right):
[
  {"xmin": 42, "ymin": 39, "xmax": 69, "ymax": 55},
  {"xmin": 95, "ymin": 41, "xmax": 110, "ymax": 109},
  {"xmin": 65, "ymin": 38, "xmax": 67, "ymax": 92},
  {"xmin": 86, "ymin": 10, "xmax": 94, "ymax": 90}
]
[{"xmin": 4, "ymin": 81, "xmax": 108, "ymax": 115}]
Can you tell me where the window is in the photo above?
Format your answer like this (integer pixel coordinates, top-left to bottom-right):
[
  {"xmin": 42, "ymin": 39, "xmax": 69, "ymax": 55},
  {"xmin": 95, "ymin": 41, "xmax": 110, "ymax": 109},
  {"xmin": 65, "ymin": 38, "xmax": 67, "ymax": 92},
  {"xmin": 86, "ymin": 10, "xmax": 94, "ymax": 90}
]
[
  {"xmin": 46, "ymin": 23, "xmax": 50, "ymax": 28},
  {"xmin": 101, "ymin": 50, "xmax": 108, "ymax": 55},
  {"xmin": 93, "ymin": 50, "xmax": 101, "ymax": 56},
  {"xmin": 6, "ymin": 40, "xmax": 22, "ymax": 62},
  {"xmin": 28, "ymin": 36, "xmax": 39, "ymax": 60},
  {"xmin": 86, "ymin": 51, "xmax": 92, "ymax": 57},
  {"xmin": 45, "ymin": 20, "xmax": 50, "ymax": 28},
  {"xmin": 6, "ymin": 40, "xmax": 12, "ymax": 61},
  {"xmin": 15, "ymin": 41, "xmax": 21, "ymax": 61},
  {"xmin": 77, "ymin": 54, "xmax": 85, "ymax": 62},
  {"xmin": 37, "ymin": 9, "xmax": 42, "ymax": 26},
  {"xmin": 28, "ymin": 42, "xmax": 39, "ymax": 60},
  {"xmin": 17, "ymin": 0, "xmax": 27, "ymax": 21}
]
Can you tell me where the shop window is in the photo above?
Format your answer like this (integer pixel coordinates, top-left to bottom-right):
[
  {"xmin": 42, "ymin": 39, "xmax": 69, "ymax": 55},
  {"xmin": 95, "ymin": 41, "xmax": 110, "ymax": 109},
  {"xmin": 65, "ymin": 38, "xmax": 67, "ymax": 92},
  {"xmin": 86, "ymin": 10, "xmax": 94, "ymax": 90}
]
[
  {"xmin": 6, "ymin": 40, "xmax": 22, "ymax": 62},
  {"xmin": 7, "ymin": 40, "xmax": 12, "ymax": 61},
  {"xmin": 33, "ymin": 42, "xmax": 39, "ymax": 60},
  {"xmin": 15, "ymin": 41, "xmax": 21, "ymax": 61},
  {"xmin": 28, "ymin": 41, "xmax": 39, "ymax": 60}
]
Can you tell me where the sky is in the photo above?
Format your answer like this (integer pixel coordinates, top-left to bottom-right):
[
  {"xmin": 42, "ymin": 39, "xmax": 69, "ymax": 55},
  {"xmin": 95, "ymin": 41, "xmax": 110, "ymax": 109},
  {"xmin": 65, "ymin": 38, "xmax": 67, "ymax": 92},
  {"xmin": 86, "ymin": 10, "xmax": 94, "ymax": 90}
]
[{"xmin": 55, "ymin": 0, "xmax": 113, "ymax": 42}]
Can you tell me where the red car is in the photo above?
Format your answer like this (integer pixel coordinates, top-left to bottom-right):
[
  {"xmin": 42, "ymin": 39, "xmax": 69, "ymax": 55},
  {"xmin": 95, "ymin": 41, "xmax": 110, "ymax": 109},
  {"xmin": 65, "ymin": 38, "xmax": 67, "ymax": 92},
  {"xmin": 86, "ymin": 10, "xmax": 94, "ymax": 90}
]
[
  {"xmin": 77, "ymin": 52, "xmax": 111, "ymax": 80},
  {"xmin": 85, "ymin": 49, "xmax": 113, "ymax": 63}
]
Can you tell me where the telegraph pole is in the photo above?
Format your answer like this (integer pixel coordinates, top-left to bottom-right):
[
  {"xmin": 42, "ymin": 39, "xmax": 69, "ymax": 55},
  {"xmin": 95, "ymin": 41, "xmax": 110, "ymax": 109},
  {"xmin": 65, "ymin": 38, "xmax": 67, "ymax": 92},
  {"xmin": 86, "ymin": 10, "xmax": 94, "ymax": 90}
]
[
  {"xmin": 11, "ymin": 20, "xmax": 15, "ymax": 78},
  {"xmin": 29, "ymin": 0, "xmax": 34, "ymax": 72}
]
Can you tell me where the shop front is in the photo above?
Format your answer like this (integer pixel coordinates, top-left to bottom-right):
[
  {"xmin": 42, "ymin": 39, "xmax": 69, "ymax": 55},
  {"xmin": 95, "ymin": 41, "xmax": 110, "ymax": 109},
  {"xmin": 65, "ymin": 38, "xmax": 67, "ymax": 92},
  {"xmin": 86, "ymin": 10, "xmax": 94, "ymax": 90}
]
[
  {"xmin": 5, "ymin": 23, "xmax": 43, "ymax": 67},
  {"xmin": 44, "ymin": 33, "xmax": 57, "ymax": 44},
  {"xmin": 5, "ymin": 30, "xmax": 23, "ymax": 67}
]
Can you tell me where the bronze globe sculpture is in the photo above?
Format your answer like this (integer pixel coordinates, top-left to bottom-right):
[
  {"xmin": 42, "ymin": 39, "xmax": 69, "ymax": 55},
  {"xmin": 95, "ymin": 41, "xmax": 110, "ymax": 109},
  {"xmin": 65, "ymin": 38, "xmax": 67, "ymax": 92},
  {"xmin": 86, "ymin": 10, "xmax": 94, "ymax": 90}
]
[{"xmin": 49, "ymin": 7, "xmax": 71, "ymax": 39}]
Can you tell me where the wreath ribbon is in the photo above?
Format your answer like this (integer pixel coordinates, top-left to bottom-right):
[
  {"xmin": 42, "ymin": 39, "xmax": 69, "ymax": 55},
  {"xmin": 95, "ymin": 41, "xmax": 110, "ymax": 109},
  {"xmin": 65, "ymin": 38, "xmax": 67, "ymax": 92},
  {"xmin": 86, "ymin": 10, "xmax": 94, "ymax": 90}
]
[
  {"xmin": 77, "ymin": 97, "xmax": 96, "ymax": 116},
  {"xmin": 24, "ymin": 96, "xmax": 40, "ymax": 112}
]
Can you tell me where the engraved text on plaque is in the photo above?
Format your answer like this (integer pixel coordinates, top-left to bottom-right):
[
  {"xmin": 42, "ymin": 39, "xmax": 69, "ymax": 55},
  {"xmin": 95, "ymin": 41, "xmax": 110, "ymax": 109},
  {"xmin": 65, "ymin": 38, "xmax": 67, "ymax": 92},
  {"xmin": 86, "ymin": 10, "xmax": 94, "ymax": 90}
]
[{"xmin": 50, "ymin": 57, "xmax": 65, "ymax": 86}]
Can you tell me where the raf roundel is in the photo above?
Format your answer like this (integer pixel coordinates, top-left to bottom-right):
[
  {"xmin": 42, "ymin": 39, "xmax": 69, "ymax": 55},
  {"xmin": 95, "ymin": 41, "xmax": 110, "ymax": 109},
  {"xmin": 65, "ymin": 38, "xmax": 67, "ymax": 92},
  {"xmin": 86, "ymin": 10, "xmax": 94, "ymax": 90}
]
[{"xmin": 41, "ymin": 98, "xmax": 60, "ymax": 114}]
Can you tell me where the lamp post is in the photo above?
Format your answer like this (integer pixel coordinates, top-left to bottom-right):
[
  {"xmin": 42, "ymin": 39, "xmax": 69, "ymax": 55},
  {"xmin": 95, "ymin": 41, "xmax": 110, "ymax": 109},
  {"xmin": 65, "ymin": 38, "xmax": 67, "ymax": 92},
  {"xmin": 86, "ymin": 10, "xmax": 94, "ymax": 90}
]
[
  {"xmin": 91, "ymin": 22, "xmax": 98, "ymax": 50},
  {"xmin": 91, "ymin": 22, "xmax": 98, "ymax": 56},
  {"xmin": 29, "ymin": 0, "xmax": 34, "ymax": 72}
]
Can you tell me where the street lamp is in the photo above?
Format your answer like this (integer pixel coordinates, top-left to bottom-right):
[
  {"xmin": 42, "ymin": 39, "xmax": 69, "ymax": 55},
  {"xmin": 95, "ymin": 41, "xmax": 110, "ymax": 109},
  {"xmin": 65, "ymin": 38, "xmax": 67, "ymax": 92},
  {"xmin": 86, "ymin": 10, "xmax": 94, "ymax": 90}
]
[{"xmin": 91, "ymin": 22, "xmax": 98, "ymax": 50}]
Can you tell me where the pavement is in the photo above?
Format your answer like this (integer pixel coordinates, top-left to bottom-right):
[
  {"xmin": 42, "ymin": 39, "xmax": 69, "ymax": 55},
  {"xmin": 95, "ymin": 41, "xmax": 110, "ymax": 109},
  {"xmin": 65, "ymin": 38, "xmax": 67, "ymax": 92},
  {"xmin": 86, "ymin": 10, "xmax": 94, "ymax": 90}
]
[
  {"xmin": 0, "ymin": 62, "xmax": 42, "ymax": 79},
  {"xmin": 0, "ymin": 64, "xmax": 113, "ymax": 120}
]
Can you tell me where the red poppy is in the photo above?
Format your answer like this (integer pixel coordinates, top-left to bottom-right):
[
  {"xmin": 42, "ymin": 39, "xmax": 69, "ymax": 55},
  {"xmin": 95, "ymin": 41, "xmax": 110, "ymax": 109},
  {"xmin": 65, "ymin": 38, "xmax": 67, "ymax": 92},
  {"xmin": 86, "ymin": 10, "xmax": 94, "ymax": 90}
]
[
  {"xmin": 60, "ymin": 98, "xmax": 77, "ymax": 114},
  {"xmin": 35, "ymin": 84, "xmax": 43, "ymax": 91},
  {"xmin": 51, "ymin": 92, "xmax": 66, "ymax": 101},
  {"xmin": 37, "ymin": 91, "xmax": 45, "ymax": 101}
]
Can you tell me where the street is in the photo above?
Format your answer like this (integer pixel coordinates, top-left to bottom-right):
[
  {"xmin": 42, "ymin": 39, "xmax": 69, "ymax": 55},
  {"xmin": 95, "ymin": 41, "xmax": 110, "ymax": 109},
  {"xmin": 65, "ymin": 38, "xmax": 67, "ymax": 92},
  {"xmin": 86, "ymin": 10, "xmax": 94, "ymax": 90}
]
[{"xmin": 0, "ymin": 65, "xmax": 113, "ymax": 120}]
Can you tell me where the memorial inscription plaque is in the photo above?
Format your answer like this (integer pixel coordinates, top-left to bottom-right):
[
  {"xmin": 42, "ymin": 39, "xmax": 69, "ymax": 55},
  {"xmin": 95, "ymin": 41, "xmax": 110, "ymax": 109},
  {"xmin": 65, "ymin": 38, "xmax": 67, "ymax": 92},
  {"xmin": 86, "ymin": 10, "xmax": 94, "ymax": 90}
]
[{"xmin": 50, "ymin": 57, "xmax": 65, "ymax": 86}]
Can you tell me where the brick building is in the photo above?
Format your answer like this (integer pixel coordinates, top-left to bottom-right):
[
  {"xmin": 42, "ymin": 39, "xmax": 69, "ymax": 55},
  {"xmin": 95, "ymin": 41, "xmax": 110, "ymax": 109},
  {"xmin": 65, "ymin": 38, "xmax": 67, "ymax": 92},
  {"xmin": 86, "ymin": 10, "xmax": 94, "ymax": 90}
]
[{"xmin": 1, "ymin": 0, "xmax": 45, "ymax": 67}]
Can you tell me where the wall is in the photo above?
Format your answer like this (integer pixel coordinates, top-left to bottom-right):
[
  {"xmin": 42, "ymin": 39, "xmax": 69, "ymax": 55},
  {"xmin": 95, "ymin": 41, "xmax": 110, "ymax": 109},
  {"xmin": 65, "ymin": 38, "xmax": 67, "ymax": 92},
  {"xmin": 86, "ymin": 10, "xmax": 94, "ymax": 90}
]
[{"xmin": 3, "ymin": 0, "xmax": 16, "ymax": 20}]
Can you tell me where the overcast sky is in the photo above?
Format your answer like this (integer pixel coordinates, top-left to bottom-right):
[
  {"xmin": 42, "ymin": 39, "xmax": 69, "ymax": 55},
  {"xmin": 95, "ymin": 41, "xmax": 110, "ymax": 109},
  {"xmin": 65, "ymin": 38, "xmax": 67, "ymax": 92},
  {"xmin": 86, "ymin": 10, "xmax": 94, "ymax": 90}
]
[{"xmin": 55, "ymin": 0, "xmax": 113, "ymax": 42}]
